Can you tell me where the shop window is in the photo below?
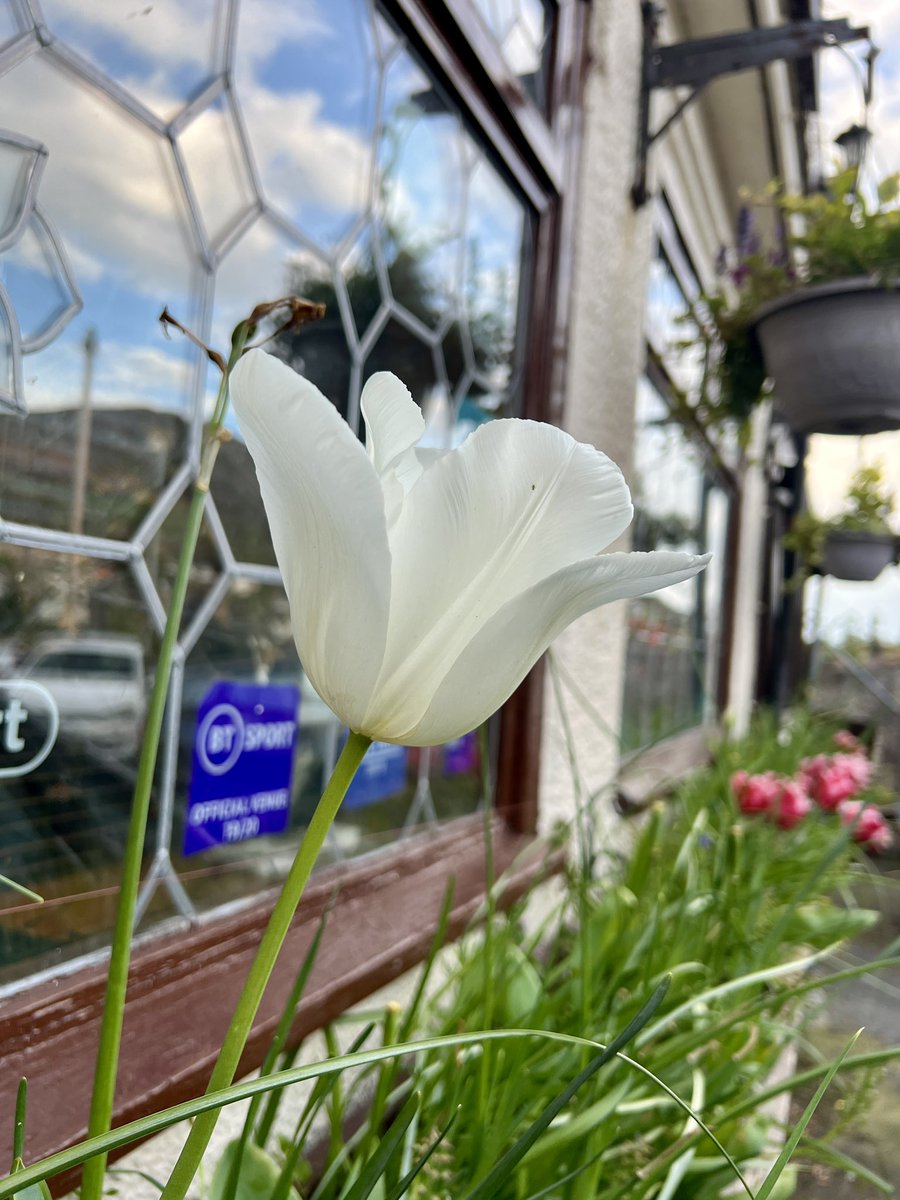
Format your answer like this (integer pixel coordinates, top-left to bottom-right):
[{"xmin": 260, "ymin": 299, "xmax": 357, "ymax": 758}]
[{"xmin": 0, "ymin": 0, "xmax": 534, "ymax": 984}]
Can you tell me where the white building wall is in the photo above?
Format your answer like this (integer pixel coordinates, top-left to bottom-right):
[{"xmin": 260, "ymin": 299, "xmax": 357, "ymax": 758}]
[
  {"xmin": 537, "ymin": 0, "xmax": 652, "ymax": 849},
  {"xmin": 539, "ymin": 0, "xmax": 803, "ymax": 833}
]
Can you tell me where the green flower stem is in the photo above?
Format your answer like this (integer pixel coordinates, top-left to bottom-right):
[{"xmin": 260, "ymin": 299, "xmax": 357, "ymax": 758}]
[
  {"xmin": 80, "ymin": 325, "xmax": 251, "ymax": 1200},
  {"xmin": 476, "ymin": 722, "xmax": 495, "ymax": 1138},
  {"xmin": 160, "ymin": 729, "xmax": 371, "ymax": 1200}
]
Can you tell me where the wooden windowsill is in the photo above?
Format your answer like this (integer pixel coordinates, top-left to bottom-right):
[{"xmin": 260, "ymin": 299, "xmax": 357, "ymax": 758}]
[{"xmin": 0, "ymin": 816, "xmax": 563, "ymax": 1195}]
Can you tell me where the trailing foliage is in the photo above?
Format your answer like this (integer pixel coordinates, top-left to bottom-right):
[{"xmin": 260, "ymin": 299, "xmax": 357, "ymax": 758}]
[
  {"xmin": 680, "ymin": 169, "xmax": 900, "ymax": 428},
  {"xmin": 783, "ymin": 463, "xmax": 896, "ymax": 584}
]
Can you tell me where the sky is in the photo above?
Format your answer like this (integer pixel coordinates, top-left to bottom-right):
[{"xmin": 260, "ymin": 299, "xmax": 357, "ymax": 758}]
[{"xmin": 802, "ymin": 0, "xmax": 900, "ymax": 646}]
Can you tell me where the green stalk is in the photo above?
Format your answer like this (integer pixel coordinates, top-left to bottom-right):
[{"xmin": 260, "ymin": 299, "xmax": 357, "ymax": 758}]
[
  {"xmin": 80, "ymin": 324, "xmax": 251, "ymax": 1200},
  {"xmin": 160, "ymin": 730, "xmax": 371, "ymax": 1200},
  {"xmin": 477, "ymin": 721, "xmax": 495, "ymax": 1136},
  {"xmin": 11, "ymin": 1079, "xmax": 26, "ymax": 1168}
]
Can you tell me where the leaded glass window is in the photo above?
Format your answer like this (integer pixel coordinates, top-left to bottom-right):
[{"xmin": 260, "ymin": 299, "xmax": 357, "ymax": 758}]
[
  {"xmin": 620, "ymin": 222, "xmax": 728, "ymax": 753},
  {"xmin": 0, "ymin": 0, "xmax": 533, "ymax": 983}
]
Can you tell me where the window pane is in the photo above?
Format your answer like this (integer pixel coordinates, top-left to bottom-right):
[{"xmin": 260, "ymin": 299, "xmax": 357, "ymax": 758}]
[
  {"xmin": 0, "ymin": 0, "xmax": 534, "ymax": 981},
  {"xmin": 470, "ymin": 0, "xmax": 556, "ymax": 115},
  {"xmin": 620, "ymin": 376, "xmax": 724, "ymax": 753},
  {"xmin": 0, "ymin": 549, "xmax": 158, "ymax": 982}
]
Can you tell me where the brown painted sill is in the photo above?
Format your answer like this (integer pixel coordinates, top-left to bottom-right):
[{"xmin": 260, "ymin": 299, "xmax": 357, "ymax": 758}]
[{"xmin": 0, "ymin": 816, "xmax": 563, "ymax": 1194}]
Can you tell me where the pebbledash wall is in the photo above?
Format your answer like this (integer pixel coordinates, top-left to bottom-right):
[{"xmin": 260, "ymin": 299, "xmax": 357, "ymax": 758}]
[{"xmin": 538, "ymin": 0, "xmax": 807, "ymax": 842}]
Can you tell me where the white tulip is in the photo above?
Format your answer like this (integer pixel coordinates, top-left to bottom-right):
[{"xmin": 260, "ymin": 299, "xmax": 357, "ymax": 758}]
[{"xmin": 230, "ymin": 350, "xmax": 710, "ymax": 746}]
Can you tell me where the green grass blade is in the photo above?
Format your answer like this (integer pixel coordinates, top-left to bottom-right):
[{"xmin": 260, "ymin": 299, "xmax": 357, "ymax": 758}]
[
  {"xmin": 398, "ymin": 879, "xmax": 455, "ymax": 1044},
  {"xmin": 251, "ymin": 899, "xmax": 333, "ymax": 1144},
  {"xmin": 518, "ymin": 1142, "xmax": 611, "ymax": 1200},
  {"xmin": 797, "ymin": 1136, "xmax": 894, "ymax": 1195},
  {"xmin": 753, "ymin": 1030, "xmax": 861, "ymax": 1200},
  {"xmin": 11, "ymin": 1080, "xmax": 26, "ymax": 1168},
  {"xmin": 382, "ymin": 1108, "xmax": 458, "ymax": 1200},
  {"xmin": 0, "ymin": 876, "xmax": 43, "ymax": 904},
  {"xmin": 340, "ymin": 1091, "xmax": 420, "ymax": 1200},
  {"xmin": 460, "ymin": 977, "xmax": 671, "ymax": 1200},
  {"xmin": 721, "ymin": 1045, "xmax": 900, "ymax": 1124},
  {"xmin": 635, "ymin": 944, "xmax": 837, "ymax": 1047},
  {"xmin": 107, "ymin": 1167, "xmax": 166, "ymax": 1191},
  {"xmin": 0, "ymin": 1028, "xmax": 664, "ymax": 1199}
]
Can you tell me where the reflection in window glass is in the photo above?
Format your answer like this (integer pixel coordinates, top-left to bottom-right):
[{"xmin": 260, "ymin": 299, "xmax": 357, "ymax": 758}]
[
  {"xmin": 0, "ymin": 550, "xmax": 159, "ymax": 983},
  {"xmin": 470, "ymin": 0, "xmax": 555, "ymax": 114},
  {"xmin": 0, "ymin": 0, "xmax": 532, "ymax": 980},
  {"xmin": 620, "ymin": 378, "xmax": 725, "ymax": 752},
  {"xmin": 645, "ymin": 247, "xmax": 707, "ymax": 398}
]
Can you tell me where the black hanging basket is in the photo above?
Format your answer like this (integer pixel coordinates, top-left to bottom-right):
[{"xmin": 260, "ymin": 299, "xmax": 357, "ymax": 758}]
[
  {"xmin": 754, "ymin": 279, "xmax": 900, "ymax": 436},
  {"xmin": 822, "ymin": 530, "xmax": 896, "ymax": 582}
]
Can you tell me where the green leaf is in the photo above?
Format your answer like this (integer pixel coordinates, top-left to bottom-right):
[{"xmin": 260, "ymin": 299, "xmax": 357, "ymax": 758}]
[
  {"xmin": 798, "ymin": 1136, "xmax": 894, "ymax": 1195},
  {"xmin": 107, "ymin": 1167, "xmax": 166, "ymax": 1192},
  {"xmin": 877, "ymin": 172, "xmax": 899, "ymax": 205},
  {"xmin": 210, "ymin": 1140, "xmax": 299, "ymax": 1200},
  {"xmin": 460, "ymin": 977, "xmax": 671, "ymax": 1200},
  {"xmin": 0, "ymin": 1029, "xmax": 643, "ymax": 1200},
  {"xmin": 11, "ymin": 1080, "xmax": 27, "ymax": 1169},
  {"xmin": 9, "ymin": 1179, "xmax": 52, "ymax": 1200},
  {"xmin": 754, "ymin": 1030, "xmax": 861, "ymax": 1200}
]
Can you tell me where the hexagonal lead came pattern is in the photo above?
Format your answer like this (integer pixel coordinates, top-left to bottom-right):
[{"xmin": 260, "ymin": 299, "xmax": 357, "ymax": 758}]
[{"xmin": 0, "ymin": 0, "xmax": 533, "ymax": 970}]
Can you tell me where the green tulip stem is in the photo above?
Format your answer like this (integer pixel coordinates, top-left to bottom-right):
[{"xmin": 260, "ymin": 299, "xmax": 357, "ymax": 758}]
[
  {"xmin": 80, "ymin": 322, "xmax": 252, "ymax": 1200},
  {"xmin": 160, "ymin": 729, "xmax": 371, "ymax": 1200}
]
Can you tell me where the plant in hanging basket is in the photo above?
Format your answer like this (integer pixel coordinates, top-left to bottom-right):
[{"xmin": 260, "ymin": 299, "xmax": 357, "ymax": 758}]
[
  {"xmin": 784, "ymin": 464, "xmax": 898, "ymax": 584},
  {"xmin": 687, "ymin": 169, "xmax": 900, "ymax": 436}
]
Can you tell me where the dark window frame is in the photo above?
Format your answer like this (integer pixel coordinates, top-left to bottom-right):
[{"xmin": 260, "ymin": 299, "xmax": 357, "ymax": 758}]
[
  {"xmin": 632, "ymin": 193, "xmax": 742, "ymax": 736},
  {"xmin": 0, "ymin": 0, "xmax": 589, "ymax": 1184}
]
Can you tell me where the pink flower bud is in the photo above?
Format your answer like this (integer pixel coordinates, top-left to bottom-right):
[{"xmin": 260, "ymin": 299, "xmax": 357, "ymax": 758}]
[
  {"xmin": 835, "ymin": 752, "xmax": 872, "ymax": 789},
  {"xmin": 799, "ymin": 753, "xmax": 869, "ymax": 810},
  {"xmin": 833, "ymin": 729, "xmax": 861, "ymax": 752},
  {"xmin": 775, "ymin": 780, "xmax": 812, "ymax": 830},
  {"xmin": 732, "ymin": 770, "xmax": 781, "ymax": 815},
  {"xmin": 839, "ymin": 800, "xmax": 893, "ymax": 850}
]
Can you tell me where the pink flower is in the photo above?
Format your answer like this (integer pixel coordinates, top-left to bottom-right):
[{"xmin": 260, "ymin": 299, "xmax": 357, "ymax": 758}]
[
  {"xmin": 799, "ymin": 753, "xmax": 870, "ymax": 810},
  {"xmin": 834, "ymin": 729, "xmax": 861, "ymax": 752},
  {"xmin": 732, "ymin": 770, "xmax": 781, "ymax": 815},
  {"xmin": 835, "ymin": 752, "xmax": 872, "ymax": 789},
  {"xmin": 775, "ymin": 780, "xmax": 812, "ymax": 830},
  {"xmin": 839, "ymin": 800, "xmax": 893, "ymax": 851}
]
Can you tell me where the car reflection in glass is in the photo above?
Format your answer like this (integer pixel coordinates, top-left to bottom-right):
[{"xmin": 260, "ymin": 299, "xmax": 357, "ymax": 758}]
[{"xmin": 22, "ymin": 635, "xmax": 146, "ymax": 756}]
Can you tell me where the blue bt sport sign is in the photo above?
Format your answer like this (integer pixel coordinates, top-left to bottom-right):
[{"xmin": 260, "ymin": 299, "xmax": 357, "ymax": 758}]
[{"xmin": 184, "ymin": 680, "xmax": 299, "ymax": 856}]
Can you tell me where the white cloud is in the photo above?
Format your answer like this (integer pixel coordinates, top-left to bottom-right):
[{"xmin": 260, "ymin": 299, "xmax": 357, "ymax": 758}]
[
  {"xmin": 22, "ymin": 336, "xmax": 192, "ymax": 414},
  {"xmin": 0, "ymin": 40, "xmax": 373, "ymax": 317},
  {"xmin": 39, "ymin": 0, "xmax": 330, "ymax": 88},
  {"xmin": 820, "ymin": 0, "xmax": 900, "ymax": 175},
  {"xmin": 236, "ymin": 86, "xmax": 372, "ymax": 229}
]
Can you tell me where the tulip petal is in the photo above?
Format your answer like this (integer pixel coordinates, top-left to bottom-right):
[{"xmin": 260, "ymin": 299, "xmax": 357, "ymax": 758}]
[
  {"xmin": 387, "ymin": 551, "xmax": 711, "ymax": 746},
  {"xmin": 230, "ymin": 350, "xmax": 391, "ymax": 729},
  {"xmin": 361, "ymin": 371, "xmax": 425, "ymax": 477},
  {"xmin": 369, "ymin": 420, "xmax": 633, "ymax": 735},
  {"xmin": 361, "ymin": 372, "xmax": 427, "ymax": 524}
]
